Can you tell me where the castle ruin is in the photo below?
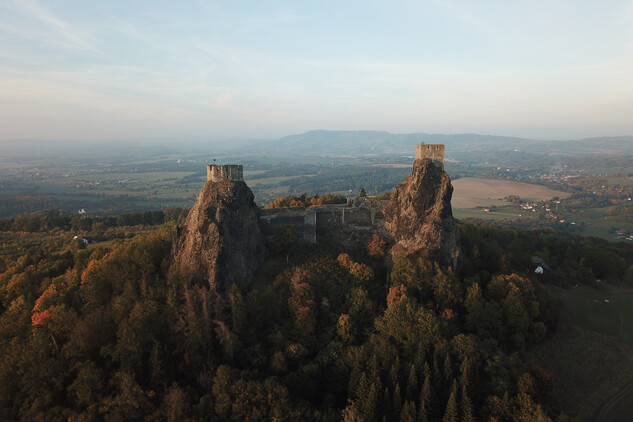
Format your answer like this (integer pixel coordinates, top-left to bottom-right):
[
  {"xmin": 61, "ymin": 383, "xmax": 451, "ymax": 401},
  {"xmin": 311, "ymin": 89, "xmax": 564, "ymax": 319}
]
[
  {"xmin": 259, "ymin": 201, "xmax": 388, "ymax": 250},
  {"xmin": 200, "ymin": 143, "xmax": 451, "ymax": 254},
  {"xmin": 415, "ymin": 143, "xmax": 444, "ymax": 167},
  {"xmin": 173, "ymin": 142, "xmax": 459, "ymax": 290},
  {"xmin": 259, "ymin": 143, "xmax": 448, "ymax": 251},
  {"xmin": 207, "ymin": 164, "xmax": 243, "ymax": 182}
]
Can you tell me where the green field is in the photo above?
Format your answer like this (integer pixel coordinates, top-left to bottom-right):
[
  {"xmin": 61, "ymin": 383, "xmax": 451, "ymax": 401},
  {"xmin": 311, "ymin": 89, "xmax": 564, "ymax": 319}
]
[
  {"xmin": 549, "ymin": 285, "xmax": 633, "ymax": 344},
  {"xmin": 61, "ymin": 171, "xmax": 195, "ymax": 182},
  {"xmin": 559, "ymin": 209, "xmax": 633, "ymax": 241},
  {"xmin": 606, "ymin": 176, "xmax": 633, "ymax": 186},
  {"xmin": 243, "ymin": 170, "xmax": 267, "ymax": 177},
  {"xmin": 530, "ymin": 284, "xmax": 633, "ymax": 421},
  {"xmin": 454, "ymin": 205, "xmax": 540, "ymax": 221}
]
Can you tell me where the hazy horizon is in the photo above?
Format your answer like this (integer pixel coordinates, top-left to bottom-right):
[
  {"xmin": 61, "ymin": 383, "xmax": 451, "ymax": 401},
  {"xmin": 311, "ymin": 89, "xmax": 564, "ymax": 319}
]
[
  {"xmin": 2, "ymin": 129, "xmax": 633, "ymax": 146},
  {"xmin": 1, "ymin": 1, "xmax": 632, "ymax": 141}
]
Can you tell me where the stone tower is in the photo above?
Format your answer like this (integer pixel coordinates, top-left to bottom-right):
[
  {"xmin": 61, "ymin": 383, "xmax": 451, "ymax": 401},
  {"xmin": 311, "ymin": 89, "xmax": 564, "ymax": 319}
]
[
  {"xmin": 415, "ymin": 143, "xmax": 444, "ymax": 167},
  {"xmin": 384, "ymin": 142, "xmax": 462, "ymax": 271},
  {"xmin": 173, "ymin": 163, "xmax": 264, "ymax": 293},
  {"xmin": 207, "ymin": 164, "xmax": 244, "ymax": 182}
]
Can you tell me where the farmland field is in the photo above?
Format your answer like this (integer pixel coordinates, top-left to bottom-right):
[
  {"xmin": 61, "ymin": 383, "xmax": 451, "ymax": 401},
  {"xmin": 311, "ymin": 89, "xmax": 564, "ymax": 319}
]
[
  {"xmin": 606, "ymin": 175, "xmax": 633, "ymax": 186},
  {"xmin": 558, "ymin": 208, "xmax": 633, "ymax": 240},
  {"xmin": 451, "ymin": 177, "xmax": 569, "ymax": 209},
  {"xmin": 453, "ymin": 206, "xmax": 540, "ymax": 221}
]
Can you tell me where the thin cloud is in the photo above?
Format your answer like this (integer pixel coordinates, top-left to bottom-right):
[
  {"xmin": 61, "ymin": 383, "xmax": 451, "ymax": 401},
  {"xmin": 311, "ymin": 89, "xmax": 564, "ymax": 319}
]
[{"xmin": 7, "ymin": 0, "xmax": 95, "ymax": 51}]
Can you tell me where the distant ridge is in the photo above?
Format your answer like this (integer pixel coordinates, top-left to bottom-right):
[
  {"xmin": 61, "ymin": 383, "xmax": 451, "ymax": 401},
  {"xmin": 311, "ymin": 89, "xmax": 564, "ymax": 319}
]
[
  {"xmin": 2, "ymin": 131, "xmax": 632, "ymax": 161},
  {"xmin": 251, "ymin": 130, "xmax": 633, "ymax": 157}
]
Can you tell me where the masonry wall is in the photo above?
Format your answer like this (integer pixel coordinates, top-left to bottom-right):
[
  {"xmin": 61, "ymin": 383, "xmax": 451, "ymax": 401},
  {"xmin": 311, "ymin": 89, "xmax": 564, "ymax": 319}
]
[
  {"xmin": 260, "ymin": 207, "xmax": 315, "ymax": 243},
  {"xmin": 207, "ymin": 165, "xmax": 244, "ymax": 182},
  {"xmin": 260, "ymin": 201, "xmax": 390, "ymax": 251},
  {"xmin": 415, "ymin": 143, "xmax": 444, "ymax": 165}
]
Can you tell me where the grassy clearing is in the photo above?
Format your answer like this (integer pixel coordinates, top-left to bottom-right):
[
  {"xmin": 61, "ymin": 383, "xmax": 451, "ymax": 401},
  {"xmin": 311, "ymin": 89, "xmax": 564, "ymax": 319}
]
[
  {"xmin": 606, "ymin": 176, "xmax": 633, "ymax": 186},
  {"xmin": 529, "ymin": 284, "xmax": 633, "ymax": 421},
  {"xmin": 454, "ymin": 206, "xmax": 540, "ymax": 221},
  {"xmin": 604, "ymin": 389, "xmax": 633, "ymax": 422},
  {"xmin": 577, "ymin": 207, "xmax": 611, "ymax": 219},
  {"xmin": 559, "ymin": 209, "xmax": 633, "ymax": 240},
  {"xmin": 548, "ymin": 285, "xmax": 629, "ymax": 340},
  {"xmin": 530, "ymin": 324, "xmax": 633, "ymax": 421}
]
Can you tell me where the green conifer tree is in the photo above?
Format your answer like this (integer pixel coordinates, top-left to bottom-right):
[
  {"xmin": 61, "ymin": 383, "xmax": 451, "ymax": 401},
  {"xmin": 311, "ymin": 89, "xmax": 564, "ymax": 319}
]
[
  {"xmin": 356, "ymin": 372, "xmax": 370, "ymax": 400},
  {"xmin": 383, "ymin": 387, "xmax": 393, "ymax": 418},
  {"xmin": 348, "ymin": 357, "xmax": 363, "ymax": 397},
  {"xmin": 418, "ymin": 398, "xmax": 429, "ymax": 422},
  {"xmin": 443, "ymin": 354, "xmax": 454, "ymax": 388},
  {"xmin": 419, "ymin": 375, "xmax": 434, "ymax": 419},
  {"xmin": 393, "ymin": 384, "xmax": 403, "ymax": 421},
  {"xmin": 400, "ymin": 400, "xmax": 417, "ymax": 422},
  {"xmin": 442, "ymin": 380, "xmax": 459, "ymax": 422},
  {"xmin": 405, "ymin": 363, "xmax": 418, "ymax": 402},
  {"xmin": 389, "ymin": 364, "xmax": 400, "ymax": 391},
  {"xmin": 389, "ymin": 356, "xmax": 401, "ymax": 390},
  {"xmin": 361, "ymin": 381, "xmax": 379, "ymax": 422},
  {"xmin": 460, "ymin": 384, "xmax": 475, "ymax": 422}
]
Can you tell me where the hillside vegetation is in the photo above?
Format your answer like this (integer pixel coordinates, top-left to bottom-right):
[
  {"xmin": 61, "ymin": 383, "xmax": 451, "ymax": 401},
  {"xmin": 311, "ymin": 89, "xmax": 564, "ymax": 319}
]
[{"xmin": 5, "ymin": 208, "xmax": 633, "ymax": 420}]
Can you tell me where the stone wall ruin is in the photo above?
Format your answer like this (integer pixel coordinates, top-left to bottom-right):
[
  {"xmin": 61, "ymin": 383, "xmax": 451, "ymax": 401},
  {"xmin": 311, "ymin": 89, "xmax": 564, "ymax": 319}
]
[
  {"xmin": 259, "ymin": 200, "xmax": 390, "ymax": 251},
  {"xmin": 201, "ymin": 142, "xmax": 450, "ymax": 254}
]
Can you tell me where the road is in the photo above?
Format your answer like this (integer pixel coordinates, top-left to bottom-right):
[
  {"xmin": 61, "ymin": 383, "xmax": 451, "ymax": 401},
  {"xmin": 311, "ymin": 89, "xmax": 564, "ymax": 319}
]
[{"xmin": 595, "ymin": 378, "xmax": 633, "ymax": 422}]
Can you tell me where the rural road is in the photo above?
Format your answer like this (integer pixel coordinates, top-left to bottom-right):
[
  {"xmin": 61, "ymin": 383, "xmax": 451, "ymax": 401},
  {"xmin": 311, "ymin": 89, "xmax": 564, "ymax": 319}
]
[{"xmin": 595, "ymin": 378, "xmax": 633, "ymax": 422}]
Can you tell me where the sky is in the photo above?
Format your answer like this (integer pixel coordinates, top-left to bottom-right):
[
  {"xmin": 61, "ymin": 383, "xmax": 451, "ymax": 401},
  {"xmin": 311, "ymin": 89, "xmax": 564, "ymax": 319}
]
[{"xmin": 1, "ymin": 0, "xmax": 632, "ymax": 141}]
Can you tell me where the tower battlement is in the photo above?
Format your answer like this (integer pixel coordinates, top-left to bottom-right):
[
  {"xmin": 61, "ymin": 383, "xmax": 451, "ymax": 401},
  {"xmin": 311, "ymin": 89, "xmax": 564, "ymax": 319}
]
[
  {"xmin": 207, "ymin": 164, "xmax": 244, "ymax": 182},
  {"xmin": 415, "ymin": 143, "xmax": 444, "ymax": 166}
]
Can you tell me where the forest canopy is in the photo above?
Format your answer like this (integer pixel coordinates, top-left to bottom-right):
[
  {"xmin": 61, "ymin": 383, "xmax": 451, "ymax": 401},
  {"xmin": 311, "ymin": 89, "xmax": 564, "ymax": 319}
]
[{"xmin": 2, "ymin": 213, "xmax": 632, "ymax": 420}]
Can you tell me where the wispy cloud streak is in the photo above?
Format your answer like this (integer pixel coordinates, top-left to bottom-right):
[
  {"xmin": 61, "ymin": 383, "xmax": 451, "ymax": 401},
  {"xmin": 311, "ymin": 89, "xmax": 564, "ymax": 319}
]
[{"xmin": 6, "ymin": 0, "xmax": 95, "ymax": 51}]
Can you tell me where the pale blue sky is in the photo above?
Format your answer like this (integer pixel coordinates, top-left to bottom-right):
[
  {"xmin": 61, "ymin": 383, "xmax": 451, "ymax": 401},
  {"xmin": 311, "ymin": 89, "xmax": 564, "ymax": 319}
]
[{"xmin": 1, "ymin": 0, "xmax": 632, "ymax": 141}]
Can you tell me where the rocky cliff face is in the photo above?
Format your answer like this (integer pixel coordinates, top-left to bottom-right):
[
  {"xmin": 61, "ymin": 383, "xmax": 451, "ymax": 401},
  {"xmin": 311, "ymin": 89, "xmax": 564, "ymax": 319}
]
[
  {"xmin": 171, "ymin": 180, "xmax": 265, "ymax": 292},
  {"xmin": 383, "ymin": 158, "xmax": 462, "ymax": 270}
]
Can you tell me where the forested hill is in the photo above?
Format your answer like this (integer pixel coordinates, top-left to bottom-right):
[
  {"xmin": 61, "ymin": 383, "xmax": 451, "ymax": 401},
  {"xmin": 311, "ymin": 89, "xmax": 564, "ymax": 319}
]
[{"xmin": 1, "ymin": 215, "xmax": 633, "ymax": 419}]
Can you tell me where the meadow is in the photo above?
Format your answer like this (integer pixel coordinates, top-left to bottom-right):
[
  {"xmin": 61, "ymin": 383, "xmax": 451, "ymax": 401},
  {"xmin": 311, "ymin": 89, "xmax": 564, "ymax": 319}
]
[{"xmin": 530, "ymin": 284, "xmax": 633, "ymax": 421}]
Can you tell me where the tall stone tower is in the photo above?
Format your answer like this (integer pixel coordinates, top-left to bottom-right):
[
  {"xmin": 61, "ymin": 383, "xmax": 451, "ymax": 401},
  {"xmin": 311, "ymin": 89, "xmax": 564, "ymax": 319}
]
[
  {"xmin": 173, "ymin": 163, "xmax": 265, "ymax": 293},
  {"xmin": 384, "ymin": 142, "xmax": 461, "ymax": 271},
  {"xmin": 207, "ymin": 164, "xmax": 244, "ymax": 182},
  {"xmin": 415, "ymin": 143, "xmax": 444, "ymax": 167}
]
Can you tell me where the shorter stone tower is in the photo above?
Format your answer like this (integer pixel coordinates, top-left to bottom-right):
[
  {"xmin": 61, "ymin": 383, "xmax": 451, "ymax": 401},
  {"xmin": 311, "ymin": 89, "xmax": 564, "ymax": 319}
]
[
  {"xmin": 207, "ymin": 164, "xmax": 244, "ymax": 182},
  {"xmin": 415, "ymin": 143, "xmax": 444, "ymax": 167}
]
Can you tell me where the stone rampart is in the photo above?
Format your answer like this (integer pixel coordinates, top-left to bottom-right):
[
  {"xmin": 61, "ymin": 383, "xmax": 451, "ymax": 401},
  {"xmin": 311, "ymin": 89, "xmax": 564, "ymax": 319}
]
[{"xmin": 260, "ymin": 201, "xmax": 390, "ymax": 251}]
